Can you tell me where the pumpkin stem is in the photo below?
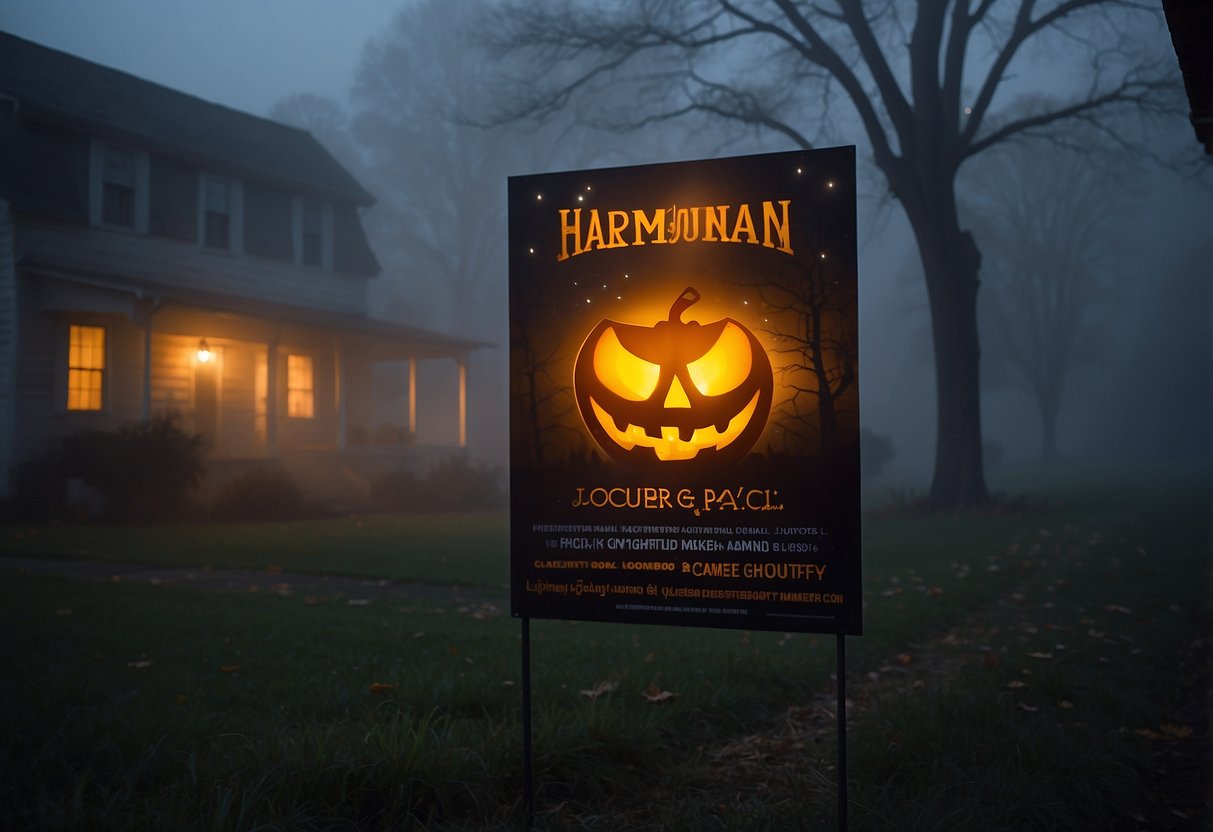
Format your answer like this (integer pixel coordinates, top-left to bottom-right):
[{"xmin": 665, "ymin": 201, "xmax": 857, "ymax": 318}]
[{"xmin": 669, "ymin": 286, "xmax": 700, "ymax": 322}]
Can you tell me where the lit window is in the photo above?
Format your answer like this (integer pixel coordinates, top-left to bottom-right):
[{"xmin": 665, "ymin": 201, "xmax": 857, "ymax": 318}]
[
  {"xmin": 200, "ymin": 174, "xmax": 243, "ymax": 251},
  {"xmin": 91, "ymin": 141, "xmax": 147, "ymax": 231},
  {"xmin": 286, "ymin": 354, "xmax": 314, "ymax": 419},
  {"xmin": 67, "ymin": 324, "xmax": 105, "ymax": 411}
]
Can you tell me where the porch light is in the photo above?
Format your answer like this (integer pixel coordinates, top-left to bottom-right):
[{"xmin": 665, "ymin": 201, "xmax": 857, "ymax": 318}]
[{"xmin": 196, "ymin": 338, "xmax": 212, "ymax": 363}]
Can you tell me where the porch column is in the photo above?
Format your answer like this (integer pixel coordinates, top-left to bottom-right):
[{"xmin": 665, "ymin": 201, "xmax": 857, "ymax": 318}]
[
  {"xmin": 334, "ymin": 340, "xmax": 346, "ymax": 450},
  {"xmin": 141, "ymin": 315, "xmax": 153, "ymax": 420},
  {"xmin": 407, "ymin": 356, "xmax": 417, "ymax": 440},
  {"xmin": 457, "ymin": 356, "xmax": 467, "ymax": 448},
  {"xmin": 138, "ymin": 298, "xmax": 161, "ymax": 420},
  {"xmin": 265, "ymin": 337, "xmax": 278, "ymax": 455}
]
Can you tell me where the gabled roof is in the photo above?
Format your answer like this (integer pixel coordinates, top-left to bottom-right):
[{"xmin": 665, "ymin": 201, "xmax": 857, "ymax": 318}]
[{"xmin": 0, "ymin": 30, "xmax": 375, "ymax": 204}]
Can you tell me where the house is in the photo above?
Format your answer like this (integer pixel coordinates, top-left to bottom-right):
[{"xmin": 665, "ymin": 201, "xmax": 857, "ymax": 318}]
[{"xmin": 0, "ymin": 31, "xmax": 483, "ymax": 503}]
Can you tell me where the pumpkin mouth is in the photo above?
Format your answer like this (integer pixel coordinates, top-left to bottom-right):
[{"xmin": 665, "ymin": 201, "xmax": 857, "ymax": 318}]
[{"xmin": 588, "ymin": 389, "xmax": 762, "ymax": 462}]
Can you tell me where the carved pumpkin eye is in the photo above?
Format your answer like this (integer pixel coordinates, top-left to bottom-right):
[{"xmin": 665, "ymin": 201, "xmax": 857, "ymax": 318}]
[
  {"xmin": 592, "ymin": 326, "xmax": 660, "ymax": 401},
  {"xmin": 687, "ymin": 322, "xmax": 753, "ymax": 396}
]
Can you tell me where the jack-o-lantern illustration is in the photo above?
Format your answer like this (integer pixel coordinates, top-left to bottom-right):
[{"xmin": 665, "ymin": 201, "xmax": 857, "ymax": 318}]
[{"xmin": 574, "ymin": 286, "xmax": 773, "ymax": 463}]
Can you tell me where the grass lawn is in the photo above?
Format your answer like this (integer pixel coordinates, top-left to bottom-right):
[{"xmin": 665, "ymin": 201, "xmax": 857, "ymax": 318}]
[
  {"xmin": 0, "ymin": 463, "xmax": 1208, "ymax": 830},
  {"xmin": 0, "ymin": 511, "xmax": 510, "ymax": 588}
]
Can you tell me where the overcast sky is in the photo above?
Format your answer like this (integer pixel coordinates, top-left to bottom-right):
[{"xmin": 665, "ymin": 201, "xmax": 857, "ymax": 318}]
[{"xmin": 0, "ymin": 0, "xmax": 402, "ymax": 116}]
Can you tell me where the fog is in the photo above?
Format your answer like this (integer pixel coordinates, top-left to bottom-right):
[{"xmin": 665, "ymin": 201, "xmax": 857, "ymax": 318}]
[{"xmin": 4, "ymin": 0, "xmax": 1209, "ymax": 492}]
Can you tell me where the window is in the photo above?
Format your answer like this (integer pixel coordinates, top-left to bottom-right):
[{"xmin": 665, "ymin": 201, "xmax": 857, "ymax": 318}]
[
  {"xmin": 67, "ymin": 324, "xmax": 105, "ymax": 411},
  {"xmin": 91, "ymin": 141, "xmax": 148, "ymax": 231},
  {"xmin": 301, "ymin": 201, "xmax": 322, "ymax": 265},
  {"xmin": 199, "ymin": 174, "xmax": 243, "ymax": 251},
  {"xmin": 286, "ymin": 354, "xmax": 314, "ymax": 419},
  {"xmin": 293, "ymin": 198, "xmax": 332, "ymax": 268}
]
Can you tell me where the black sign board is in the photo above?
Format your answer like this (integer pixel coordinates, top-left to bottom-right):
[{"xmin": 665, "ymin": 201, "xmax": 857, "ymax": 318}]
[{"xmin": 509, "ymin": 148, "xmax": 861, "ymax": 634}]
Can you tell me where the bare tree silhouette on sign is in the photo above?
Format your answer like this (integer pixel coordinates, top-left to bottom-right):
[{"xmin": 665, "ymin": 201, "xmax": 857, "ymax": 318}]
[
  {"xmin": 510, "ymin": 313, "xmax": 579, "ymax": 469},
  {"xmin": 749, "ymin": 249, "xmax": 857, "ymax": 460},
  {"xmin": 485, "ymin": 0, "xmax": 1187, "ymax": 508}
]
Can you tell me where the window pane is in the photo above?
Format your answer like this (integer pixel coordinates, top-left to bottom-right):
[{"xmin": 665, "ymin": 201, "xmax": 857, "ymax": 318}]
[
  {"xmin": 102, "ymin": 182, "xmax": 136, "ymax": 227},
  {"xmin": 204, "ymin": 178, "xmax": 230, "ymax": 212},
  {"xmin": 204, "ymin": 211, "xmax": 230, "ymax": 249},
  {"xmin": 287, "ymin": 354, "xmax": 314, "ymax": 419},
  {"xmin": 302, "ymin": 231, "xmax": 321, "ymax": 265},
  {"xmin": 103, "ymin": 146, "xmax": 136, "ymax": 186},
  {"xmin": 302, "ymin": 201, "xmax": 322, "ymax": 233},
  {"xmin": 67, "ymin": 325, "xmax": 105, "ymax": 411}
]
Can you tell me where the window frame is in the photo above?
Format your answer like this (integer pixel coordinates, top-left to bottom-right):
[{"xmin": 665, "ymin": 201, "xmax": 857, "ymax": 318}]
[
  {"xmin": 198, "ymin": 172, "xmax": 244, "ymax": 253},
  {"xmin": 89, "ymin": 140, "xmax": 149, "ymax": 233},
  {"xmin": 292, "ymin": 196, "xmax": 334, "ymax": 269},
  {"xmin": 285, "ymin": 353, "xmax": 315, "ymax": 420},
  {"xmin": 66, "ymin": 323, "xmax": 107, "ymax": 413}
]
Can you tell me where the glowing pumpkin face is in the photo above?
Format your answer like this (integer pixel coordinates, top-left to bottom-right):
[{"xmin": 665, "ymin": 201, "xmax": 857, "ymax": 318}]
[{"xmin": 574, "ymin": 286, "xmax": 773, "ymax": 463}]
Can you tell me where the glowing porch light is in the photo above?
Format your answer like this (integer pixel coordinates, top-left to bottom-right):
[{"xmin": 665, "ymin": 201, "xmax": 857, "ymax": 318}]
[{"xmin": 196, "ymin": 338, "xmax": 212, "ymax": 363}]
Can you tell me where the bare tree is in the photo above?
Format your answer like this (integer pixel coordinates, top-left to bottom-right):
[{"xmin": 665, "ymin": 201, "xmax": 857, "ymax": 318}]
[
  {"xmin": 965, "ymin": 139, "xmax": 1142, "ymax": 462},
  {"xmin": 487, "ymin": 0, "xmax": 1183, "ymax": 508},
  {"xmin": 751, "ymin": 247, "xmax": 857, "ymax": 458}
]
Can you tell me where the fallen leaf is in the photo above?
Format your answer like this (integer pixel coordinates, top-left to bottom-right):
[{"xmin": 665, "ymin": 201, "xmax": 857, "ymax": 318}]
[
  {"xmin": 265, "ymin": 565, "xmax": 283, "ymax": 575},
  {"xmin": 220, "ymin": 664, "xmax": 240, "ymax": 673},
  {"xmin": 982, "ymin": 652, "xmax": 1002, "ymax": 669},
  {"xmin": 1026, "ymin": 652, "xmax": 1053, "ymax": 660},
  {"xmin": 1018, "ymin": 703, "xmax": 1039, "ymax": 712},
  {"xmin": 175, "ymin": 693, "xmax": 188, "ymax": 705},
  {"xmin": 927, "ymin": 586, "xmax": 943, "ymax": 596},
  {"xmin": 368, "ymin": 682, "xmax": 394, "ymax": 694},
  {"xmin": 1057, "ymin": 700, "xmax": 1074, "ymax": 709},
  {"xmin": 302, "ymin": 596, "xmax": 320, "ymax": 606},
  {"xmin": 1103, "ymin": 604, "xmax": 1132, "ymax": 614},
  {"xmin": 1135, "ymin": 728, "xmax": 1162, "ymax": 740},
  {"xmin": 642, "ymin": 682, "xmax": 678, "ymax": 703},
  {"xmin": 348, "ymin": 599, "xmax": 371, "ymax": 606},
  {"xmin": 1006, "ymin": 680, "xmax": 1029, "ymax": 689},
  {"xmin": 895, "ymin": 653, "xmax": 913, "ymax": 666},
  {"xmin": 126, "ymin": 660, "xmax": 152, "ymax": 669},
  {"xmin": 580, "ymin": 680, "xmax": 617, "ymax": 700},
  {"xmin": 1161, "ymin": 723, "xmax": 1193, "ymax": 740}
]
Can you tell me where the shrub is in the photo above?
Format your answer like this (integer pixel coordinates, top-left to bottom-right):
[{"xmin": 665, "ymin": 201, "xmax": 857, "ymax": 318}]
[
  {"xmin": 371, "ymin": 456, "xmax": 504, "ymax": 512},
  {"xmin": 210, "ymin": 465, "xmax": 305, "ymax": 521},
  {"xmin": 6, "ymin": 455, "xmax": 68, "ymax": 520},
  {"xmin": 61, "ymin": 412, "xmax": 205, "ymax": 521}
]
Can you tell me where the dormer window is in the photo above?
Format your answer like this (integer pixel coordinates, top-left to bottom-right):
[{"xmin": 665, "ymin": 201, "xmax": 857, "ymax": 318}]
[
  {"xmin": 293, "ymin": 197, "xmax": 333, "ymax": 269},
  {"xmin": 90, "ymin": 140, "xmax": 148, "ymax": 232},
  {"xmin": 200, "ymin": 174, "xmax": 243, "ymax": 252}
]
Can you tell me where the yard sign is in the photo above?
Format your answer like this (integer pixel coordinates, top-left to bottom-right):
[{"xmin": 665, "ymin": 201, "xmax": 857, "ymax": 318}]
[{"xmin": 509, "ymin": 148, "xmax": 861, "ymax": 635}]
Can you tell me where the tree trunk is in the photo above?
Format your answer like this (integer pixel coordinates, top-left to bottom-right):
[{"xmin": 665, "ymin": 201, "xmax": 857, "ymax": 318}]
[
  {"xmin": 1038, "ymin": 389, "xmax": 1060, "ymax": 463},
  {"xmin": 810, "ymin": 305, "xmax": 838, "ymax": 457},
  {"xmin": 899, "ymin": 175, "xmax": 990, "ymax": 510}
]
